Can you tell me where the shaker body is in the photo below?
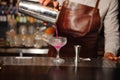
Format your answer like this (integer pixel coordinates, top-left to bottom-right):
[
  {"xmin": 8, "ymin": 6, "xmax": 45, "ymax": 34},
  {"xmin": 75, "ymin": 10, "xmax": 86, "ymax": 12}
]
[{"xmin": 18, "ymin": 0, "xmax": 60, "ymax": 23}]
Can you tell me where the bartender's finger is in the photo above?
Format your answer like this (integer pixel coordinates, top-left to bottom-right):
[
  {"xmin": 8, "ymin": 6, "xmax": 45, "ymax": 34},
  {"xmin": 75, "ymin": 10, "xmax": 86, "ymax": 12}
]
[
  {"xmin": 59, "ymin": 6, "xmax": 62, "ymax": 10},
  {"xmin": 118, "ymin": 56, "xmax": 120, "ymax": 60},
  {"xmin": 43, "ymin": 0, "xmax": 52, "ymax": 6},
  {"xmin": 39, "ymin": 0, "xmax": 52, "ymax": 6},
  {"xmin": 108, "ymin": 56, "xmax": 120, "ymax": 61},
  {"xmin": 53, "ymin": 0, "xmax": 59, "ymax": 8},
  {"xmin": 39, "ymin": 0, "xmax": 45, "ymax": 4},
  {"xmin": 111, "ymin": 57, "xmax": 118, "ymax": 61},
  {"xmin": 103, "ymin": 52, "xmax": 117, "ymax": 60}
]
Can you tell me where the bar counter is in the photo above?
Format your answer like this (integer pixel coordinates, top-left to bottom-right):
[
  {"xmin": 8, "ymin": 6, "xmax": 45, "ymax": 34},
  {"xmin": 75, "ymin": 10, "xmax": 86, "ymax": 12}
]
[{"xmin": 0, "ymin": 57, "xmax": 120, "ymax": 80}]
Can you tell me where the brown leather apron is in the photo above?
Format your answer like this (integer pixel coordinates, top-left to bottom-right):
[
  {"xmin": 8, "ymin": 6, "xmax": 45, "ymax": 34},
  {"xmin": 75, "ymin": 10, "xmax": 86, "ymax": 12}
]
[{"xmin": 48, "ymin": 0, "xmax": 101, "ymax": 58}]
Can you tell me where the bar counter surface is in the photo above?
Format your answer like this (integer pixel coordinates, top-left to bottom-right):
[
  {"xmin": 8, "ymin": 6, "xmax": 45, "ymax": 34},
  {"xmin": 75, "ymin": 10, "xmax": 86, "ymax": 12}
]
[{"xmin": 0, "ymin": 57, "xmax": 120, "ymax": 80}]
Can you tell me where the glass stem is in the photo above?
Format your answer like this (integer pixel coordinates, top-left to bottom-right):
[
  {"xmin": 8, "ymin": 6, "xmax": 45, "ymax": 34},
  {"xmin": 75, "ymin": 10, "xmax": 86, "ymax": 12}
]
[{"xmin": 56, "ymin": 49, "xmax": 60, "ymax": 59}]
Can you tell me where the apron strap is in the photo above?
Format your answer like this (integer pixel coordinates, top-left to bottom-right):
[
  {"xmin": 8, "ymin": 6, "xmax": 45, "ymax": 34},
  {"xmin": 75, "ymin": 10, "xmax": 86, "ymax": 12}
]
[{"xmin": 95, "ymin": 0, "xmax": 100, "ymax": 9}]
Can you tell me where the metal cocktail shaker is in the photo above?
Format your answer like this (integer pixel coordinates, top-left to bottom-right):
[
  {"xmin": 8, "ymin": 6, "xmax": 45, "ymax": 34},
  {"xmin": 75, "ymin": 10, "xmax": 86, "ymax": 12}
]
[{"xmin": 18, "ymin": 0, "xmax": 60, "ymax": 23}]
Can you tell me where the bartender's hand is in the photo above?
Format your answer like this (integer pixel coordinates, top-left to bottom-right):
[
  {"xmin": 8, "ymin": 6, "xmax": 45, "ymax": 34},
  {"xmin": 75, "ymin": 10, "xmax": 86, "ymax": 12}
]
[
  {"xmin": 103, "ymin": 52, "xmax": 120, "ymax": 61},
  {"xmin": 39, "ymin": 0, "xmax": 60, "ymax": 9}
]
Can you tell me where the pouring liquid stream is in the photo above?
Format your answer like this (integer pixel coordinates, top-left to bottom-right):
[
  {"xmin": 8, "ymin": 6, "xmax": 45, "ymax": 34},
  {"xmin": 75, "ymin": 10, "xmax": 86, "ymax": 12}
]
[{"xmin": 53, "ymin": 24, "xmax": 59, "ymax": 38}]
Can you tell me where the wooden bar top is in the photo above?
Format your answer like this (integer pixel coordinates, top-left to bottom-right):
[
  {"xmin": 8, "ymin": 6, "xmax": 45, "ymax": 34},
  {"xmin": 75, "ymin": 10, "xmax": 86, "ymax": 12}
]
[{"xmin": 0, "ymin": 57, "xmax": 120, "ymax": 80}]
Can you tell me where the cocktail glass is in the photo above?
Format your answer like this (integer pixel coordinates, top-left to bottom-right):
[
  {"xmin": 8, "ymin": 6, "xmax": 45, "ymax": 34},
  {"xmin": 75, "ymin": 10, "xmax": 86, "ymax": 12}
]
[{"xmin": 49, "ymin": 36, "xmax": 67, "ymax": 64}]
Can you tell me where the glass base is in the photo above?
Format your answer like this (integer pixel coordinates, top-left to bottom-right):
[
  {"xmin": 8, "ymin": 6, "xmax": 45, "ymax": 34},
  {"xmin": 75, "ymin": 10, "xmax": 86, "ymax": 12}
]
[{"xmin": 52, "ymin": 58, "xmax": 65, "ymax": 65}]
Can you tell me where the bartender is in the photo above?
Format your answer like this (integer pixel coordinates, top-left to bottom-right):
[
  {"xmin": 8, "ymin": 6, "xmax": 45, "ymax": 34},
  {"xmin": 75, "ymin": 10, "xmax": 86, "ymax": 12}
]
[{"xmin": 39, "ymin": 0, "xmax": 120, "ymax": 60}]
